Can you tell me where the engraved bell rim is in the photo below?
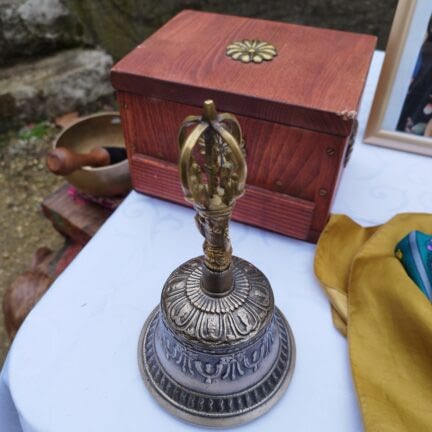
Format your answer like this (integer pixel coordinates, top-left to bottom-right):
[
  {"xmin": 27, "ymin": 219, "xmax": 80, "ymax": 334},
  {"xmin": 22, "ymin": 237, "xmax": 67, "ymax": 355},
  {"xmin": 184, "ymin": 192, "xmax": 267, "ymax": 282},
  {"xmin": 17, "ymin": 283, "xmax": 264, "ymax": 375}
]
[
  {"xmin": 159, "ymin": 307, "xmax": 277, "ymax": 356},
  {"xmin": 138, "ymin": 306, "xmax": 296, "ymax": 427}
]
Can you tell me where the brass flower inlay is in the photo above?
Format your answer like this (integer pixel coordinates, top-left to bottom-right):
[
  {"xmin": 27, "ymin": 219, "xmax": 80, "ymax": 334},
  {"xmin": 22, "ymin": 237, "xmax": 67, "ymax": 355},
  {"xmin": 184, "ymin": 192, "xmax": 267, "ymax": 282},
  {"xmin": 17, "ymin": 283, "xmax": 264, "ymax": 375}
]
[{"xmin": 226, "ymin": 40, "xmax": 277, "ymax": 64}]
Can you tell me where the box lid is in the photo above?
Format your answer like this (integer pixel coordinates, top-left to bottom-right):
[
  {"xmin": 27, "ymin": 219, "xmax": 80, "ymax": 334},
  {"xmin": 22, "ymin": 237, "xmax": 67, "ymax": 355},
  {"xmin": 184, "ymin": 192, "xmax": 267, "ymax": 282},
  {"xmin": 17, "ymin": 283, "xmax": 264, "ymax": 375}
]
[{"xmin": 111, "ymin": 10, "xmax": 376, "ymax": 137}]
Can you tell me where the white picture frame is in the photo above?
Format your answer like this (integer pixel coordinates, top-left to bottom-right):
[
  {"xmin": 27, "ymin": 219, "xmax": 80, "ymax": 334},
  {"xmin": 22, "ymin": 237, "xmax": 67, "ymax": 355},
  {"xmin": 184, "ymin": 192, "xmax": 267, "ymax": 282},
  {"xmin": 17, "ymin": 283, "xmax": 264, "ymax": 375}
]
[{"xmin": 365, "ymin": 0, "xmax": 432, "ymax": 156}]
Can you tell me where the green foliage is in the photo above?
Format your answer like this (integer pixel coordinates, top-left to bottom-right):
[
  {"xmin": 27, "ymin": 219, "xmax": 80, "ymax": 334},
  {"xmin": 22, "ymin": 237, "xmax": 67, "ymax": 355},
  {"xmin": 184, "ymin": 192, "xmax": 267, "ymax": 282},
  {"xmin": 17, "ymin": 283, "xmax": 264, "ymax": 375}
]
[
  {"xmin": 18, "ymin": 122, "xmax": 52, "ymax": 141},
  {"xmin": 0, "ymin": 134, "xmax": 8, "ymax": 150}
]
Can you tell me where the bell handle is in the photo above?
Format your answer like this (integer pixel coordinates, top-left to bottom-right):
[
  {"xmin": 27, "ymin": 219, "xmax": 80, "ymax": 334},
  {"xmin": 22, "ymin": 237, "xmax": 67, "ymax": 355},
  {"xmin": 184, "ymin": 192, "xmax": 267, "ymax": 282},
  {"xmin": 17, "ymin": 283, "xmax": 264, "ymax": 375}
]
[
  {"xmin": 178, "ymin": 115, "xmax": 202, "ymax": 150},
  {"xmin": 212, "ymin": 121, "xmax": 247, "ymax": 192},
  {"xmin": 178, "ymin": 121, "xmax": 209, "ymax": 200},
  {"xmin": 217, "ymin": 113, "xmax": 243, "ymax": 147},
  {"xmin": 178, "ymin": 122, "xmax": 246, "ymax": 203}
]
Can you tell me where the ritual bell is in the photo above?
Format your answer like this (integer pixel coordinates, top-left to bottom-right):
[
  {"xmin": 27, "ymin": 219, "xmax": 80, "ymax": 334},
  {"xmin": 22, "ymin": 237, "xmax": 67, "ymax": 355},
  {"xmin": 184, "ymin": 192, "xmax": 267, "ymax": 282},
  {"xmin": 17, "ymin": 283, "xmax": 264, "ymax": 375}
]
[{"xmin": 138, "ymin": 100, "xmax": 296, "ymax": 426}]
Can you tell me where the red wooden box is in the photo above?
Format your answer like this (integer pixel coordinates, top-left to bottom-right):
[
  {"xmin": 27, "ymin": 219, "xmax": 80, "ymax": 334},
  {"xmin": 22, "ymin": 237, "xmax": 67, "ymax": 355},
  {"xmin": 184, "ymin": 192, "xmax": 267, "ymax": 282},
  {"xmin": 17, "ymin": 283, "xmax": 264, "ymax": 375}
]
[{"xmin": 111, "ymin": 10, "xmax": 376, "ymax": 242}]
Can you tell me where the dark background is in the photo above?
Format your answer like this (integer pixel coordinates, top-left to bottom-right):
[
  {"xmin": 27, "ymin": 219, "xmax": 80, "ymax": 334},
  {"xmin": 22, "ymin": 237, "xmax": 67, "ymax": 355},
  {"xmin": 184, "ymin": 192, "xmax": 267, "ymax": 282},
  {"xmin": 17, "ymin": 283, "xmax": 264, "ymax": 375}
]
[{"xmin": 66, "ymin": 0, "xmax": 398, "ymax": 60}]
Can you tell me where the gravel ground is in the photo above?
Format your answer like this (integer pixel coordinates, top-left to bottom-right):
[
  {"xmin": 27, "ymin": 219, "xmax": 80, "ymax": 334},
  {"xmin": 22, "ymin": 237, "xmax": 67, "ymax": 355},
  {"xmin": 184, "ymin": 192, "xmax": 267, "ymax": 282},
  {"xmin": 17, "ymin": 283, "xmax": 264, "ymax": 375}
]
[{"xmin": 0, "ymin": 123, "xmax": 65, "ymax": 366}]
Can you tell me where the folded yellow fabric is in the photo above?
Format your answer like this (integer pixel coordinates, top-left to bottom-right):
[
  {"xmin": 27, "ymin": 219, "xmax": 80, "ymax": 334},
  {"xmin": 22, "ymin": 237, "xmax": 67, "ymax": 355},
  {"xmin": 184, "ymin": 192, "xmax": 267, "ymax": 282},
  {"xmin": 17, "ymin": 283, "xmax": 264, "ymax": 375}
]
[{"xmin": 314, "ymin": 214, "xmax": 432, "ymax": 432}]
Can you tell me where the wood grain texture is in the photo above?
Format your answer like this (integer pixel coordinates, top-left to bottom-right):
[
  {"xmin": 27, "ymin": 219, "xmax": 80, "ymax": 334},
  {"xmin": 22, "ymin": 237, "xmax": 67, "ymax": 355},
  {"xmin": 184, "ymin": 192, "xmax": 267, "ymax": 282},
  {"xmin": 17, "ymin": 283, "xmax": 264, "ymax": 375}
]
[
  {"xmin": 118, "ymin": 93, "xmax": 347, "ymax": 241},
  {"xmin": 112, "ymin": 10, "xmax": 376, "ymax": 136},
  {"xmin": 112, "ymin": 11, "xmax": 375, "ymax": 242},
  {"xmin": 131, "ymin": 154, "xmax": 315, "ymax": 239},
  {"xmin": 41, "ymin": 185, "xmax": 119, "ymax": 245}
]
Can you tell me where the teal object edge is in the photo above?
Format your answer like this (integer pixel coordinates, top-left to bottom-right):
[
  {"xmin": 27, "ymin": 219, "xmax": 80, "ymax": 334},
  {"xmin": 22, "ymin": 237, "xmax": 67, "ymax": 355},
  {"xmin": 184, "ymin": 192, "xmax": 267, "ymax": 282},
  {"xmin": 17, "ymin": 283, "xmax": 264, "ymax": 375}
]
[{"xmin": 395, "ymin": 230, "xmax": 432, "ymax": 302}]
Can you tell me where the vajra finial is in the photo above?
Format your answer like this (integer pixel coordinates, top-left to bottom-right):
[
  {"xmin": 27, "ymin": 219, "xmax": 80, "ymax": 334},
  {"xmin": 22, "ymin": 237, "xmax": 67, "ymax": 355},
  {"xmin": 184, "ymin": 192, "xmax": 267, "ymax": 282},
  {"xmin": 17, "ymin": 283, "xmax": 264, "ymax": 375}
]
[{"xmin": 178, "ymin": 100, "xmax": 246, "ymax": 292}]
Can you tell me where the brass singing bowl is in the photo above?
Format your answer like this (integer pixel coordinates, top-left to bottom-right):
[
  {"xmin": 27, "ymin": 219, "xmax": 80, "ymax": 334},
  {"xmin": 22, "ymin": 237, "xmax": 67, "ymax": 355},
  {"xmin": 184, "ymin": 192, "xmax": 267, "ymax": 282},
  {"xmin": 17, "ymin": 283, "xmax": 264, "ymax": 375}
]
[{"xmin": 52, "ymin": 112, "xmax": 131, "ymax": 197}]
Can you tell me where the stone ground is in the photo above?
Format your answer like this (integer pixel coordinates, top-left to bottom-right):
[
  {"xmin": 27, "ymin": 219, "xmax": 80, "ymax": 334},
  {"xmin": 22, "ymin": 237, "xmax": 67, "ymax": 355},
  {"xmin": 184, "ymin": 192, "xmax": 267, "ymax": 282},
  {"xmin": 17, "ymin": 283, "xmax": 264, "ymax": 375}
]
[{"xmin": 0, "ymin": 123, "xmax": 65, "ymax": 365}]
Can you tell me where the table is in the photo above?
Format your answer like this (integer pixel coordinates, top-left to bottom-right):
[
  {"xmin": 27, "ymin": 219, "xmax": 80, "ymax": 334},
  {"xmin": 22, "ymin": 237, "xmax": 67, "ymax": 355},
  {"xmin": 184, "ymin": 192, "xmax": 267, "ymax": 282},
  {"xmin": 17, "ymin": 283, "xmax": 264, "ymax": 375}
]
[{"xmin": 2, "ymin": 51, "xmax": 432, "ymax": 432}]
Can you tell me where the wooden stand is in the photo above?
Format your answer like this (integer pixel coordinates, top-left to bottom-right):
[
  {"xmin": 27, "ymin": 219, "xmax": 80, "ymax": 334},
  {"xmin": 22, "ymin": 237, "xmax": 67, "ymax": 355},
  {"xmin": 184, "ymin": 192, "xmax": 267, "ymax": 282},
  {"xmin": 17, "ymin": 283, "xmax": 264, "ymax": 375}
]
[{"xmin": 41, "ymin": 184, "xmax": 121, "ymax": 244}]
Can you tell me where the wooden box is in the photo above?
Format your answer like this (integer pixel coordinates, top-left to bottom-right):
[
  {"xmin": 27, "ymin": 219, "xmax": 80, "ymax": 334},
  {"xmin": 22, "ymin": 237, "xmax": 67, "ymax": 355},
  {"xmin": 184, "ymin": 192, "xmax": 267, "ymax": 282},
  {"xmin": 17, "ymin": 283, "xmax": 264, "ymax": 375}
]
[{"xmin": 111, "ymin": 10, "xmax": 376, "ymax": 242}]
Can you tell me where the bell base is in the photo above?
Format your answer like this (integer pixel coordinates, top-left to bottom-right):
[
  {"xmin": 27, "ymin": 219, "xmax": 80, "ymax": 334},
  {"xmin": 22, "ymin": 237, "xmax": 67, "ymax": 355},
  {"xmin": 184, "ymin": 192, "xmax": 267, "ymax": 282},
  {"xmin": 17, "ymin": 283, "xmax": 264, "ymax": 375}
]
[{"xmin": 138, "ymin": 307, "xmax": 295, "ymax": 427}]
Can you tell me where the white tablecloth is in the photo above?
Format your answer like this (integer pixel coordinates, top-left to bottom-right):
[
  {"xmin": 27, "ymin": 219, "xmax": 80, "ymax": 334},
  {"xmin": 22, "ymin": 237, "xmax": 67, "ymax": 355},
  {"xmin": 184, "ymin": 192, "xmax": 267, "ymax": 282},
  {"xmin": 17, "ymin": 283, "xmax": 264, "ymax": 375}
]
[{"xmin": 1, "ymin": 51, "xmax": 432, "ymax": 432}]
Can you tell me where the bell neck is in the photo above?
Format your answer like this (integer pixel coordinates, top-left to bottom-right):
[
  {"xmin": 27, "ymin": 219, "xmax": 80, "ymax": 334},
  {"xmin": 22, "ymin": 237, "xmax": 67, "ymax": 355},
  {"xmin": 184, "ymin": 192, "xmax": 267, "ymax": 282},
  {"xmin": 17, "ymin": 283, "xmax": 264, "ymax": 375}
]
[{"xmin": 194, "ymin": 206, "xmax": 233, "ymax": 296}]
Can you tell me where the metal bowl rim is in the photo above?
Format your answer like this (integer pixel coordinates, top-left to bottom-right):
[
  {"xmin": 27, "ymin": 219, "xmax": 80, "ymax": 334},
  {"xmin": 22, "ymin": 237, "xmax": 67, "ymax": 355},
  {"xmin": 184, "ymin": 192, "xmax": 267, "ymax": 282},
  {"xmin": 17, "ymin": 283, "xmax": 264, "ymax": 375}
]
[{"xmin": 52, "ymin": 111, "xmax": 127, "ymax": 173}]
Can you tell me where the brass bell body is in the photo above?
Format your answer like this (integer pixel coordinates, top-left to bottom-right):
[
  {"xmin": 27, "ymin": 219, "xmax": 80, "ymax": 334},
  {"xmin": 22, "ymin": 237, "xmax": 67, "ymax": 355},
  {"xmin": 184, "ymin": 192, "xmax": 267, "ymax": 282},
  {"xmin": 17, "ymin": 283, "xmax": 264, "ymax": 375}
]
[{"xmin": 138, "ymin": 101, "xmax": 295, "ymax": 426}]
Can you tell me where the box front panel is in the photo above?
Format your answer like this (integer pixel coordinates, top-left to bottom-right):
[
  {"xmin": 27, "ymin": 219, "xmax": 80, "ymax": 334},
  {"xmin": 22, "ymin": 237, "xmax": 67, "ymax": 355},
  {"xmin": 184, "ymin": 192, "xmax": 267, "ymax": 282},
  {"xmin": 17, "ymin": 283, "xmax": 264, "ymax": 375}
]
[{"xmin": 118, "ymin": 92, "xmax": 348, "ymax": 241}]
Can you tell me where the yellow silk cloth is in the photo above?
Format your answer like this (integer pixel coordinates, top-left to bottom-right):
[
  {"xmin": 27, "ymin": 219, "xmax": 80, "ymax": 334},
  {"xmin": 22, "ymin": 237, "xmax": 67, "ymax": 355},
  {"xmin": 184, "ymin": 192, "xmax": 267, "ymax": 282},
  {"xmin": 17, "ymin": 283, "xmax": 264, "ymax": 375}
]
[{"xmin": 314, "ymin": 214, "xmax": 432, "ymax": 432}]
